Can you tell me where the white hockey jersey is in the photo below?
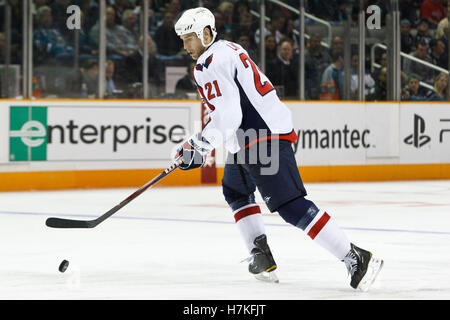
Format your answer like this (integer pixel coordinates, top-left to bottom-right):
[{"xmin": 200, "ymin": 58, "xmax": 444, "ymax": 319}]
[{"xmin": 190, "ymin": 40, "xmax": 297, "ymax": 154}]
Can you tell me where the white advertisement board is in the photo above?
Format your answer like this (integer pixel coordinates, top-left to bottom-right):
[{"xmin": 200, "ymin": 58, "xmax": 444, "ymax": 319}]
[
  {"xmin": 1, "ymin": 100, "xmax": 201, "ymax": 169},
  {"xmin": 1, "ymin": 101, "xmax": 449, "ymax": 171}
]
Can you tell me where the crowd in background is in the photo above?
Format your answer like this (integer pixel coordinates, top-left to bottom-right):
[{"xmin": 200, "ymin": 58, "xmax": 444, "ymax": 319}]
[{"xmin": 0, "ymin": 0, "xmax": 448, "ymax": 101}]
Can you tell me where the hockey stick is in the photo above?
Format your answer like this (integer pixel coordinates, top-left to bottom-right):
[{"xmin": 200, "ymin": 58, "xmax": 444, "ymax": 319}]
[{"xmin": 45, "ymin": 158, "xmax": 183, "ymax": 229}]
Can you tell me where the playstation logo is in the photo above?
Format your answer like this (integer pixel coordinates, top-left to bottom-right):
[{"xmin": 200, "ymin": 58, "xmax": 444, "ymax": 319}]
[{"xmin": 404, "ymin": 114, "xmax": 431, "ymax": 148}]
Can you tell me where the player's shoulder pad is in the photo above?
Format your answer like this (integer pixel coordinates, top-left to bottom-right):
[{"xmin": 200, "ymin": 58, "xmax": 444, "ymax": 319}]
[{"xmin": 214, "ymin": 40, "xmax": 245, "ymax": 60}]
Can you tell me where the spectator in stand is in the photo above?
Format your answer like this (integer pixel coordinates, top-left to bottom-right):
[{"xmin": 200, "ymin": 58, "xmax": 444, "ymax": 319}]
[
  {"xmin": 425, "ymin": 72, "xmax": 449, "ymax": 100},
  {"xmin": 414, "ymin": 19, "xmax": 433, "ymax": 47},
  {"xmin": 350, "ymin": 53, "xmax": 376, "ymax": 100},
  {"xmin": 254, "ymin": 10, "xmax": 286, "ymax": 46},
  {"xmin": 105, "ymin": 60, "xmax": 119, "ymax": 97},
  {"xmin": 175, "ymin": 61, "xmax": 197, "ymax": 99},
  {"xmin": 373, "ymin": 66, "xmax": 387, "ymax": 101},
  {"xmin": 403, "ymin": 41, "xmax": 434, "ymax": 84},
  {"xmin": 307, "ymin": 0, "xmax": 340, "ymax": 22},
  {"xmin": 154, "ymin": 11, "xmax": 183, "ymax": 56},
  {"xmin": 117, "ymin": 9, "xmax": 139, "ymax": 51},
  {"xmin": 122, "ymin": 35, "xmax": 157, "ymax": 85},
  {"xmin": 80, "ymin": 58, "xmax": 98, "ymax": 97},
  {"xmin": 63, "ymin": 10, "xmax": 95, "ymax": 57},
  {"xmin": 401, "ymin": 73, "xmax": 428, "ymax": 101},
  {"xmin": 305, "ymin": 34, "xmax": 331, "ymax": 100},
  {"xmin": 213, "ymin": 11, "xmax": 227, "ymax": 36},
  {"xmin": 161, "ymin": 0, "xmax": 183, "ymax": 21},
  {"xmin": 283, "ymin": 19, "xmax": 299, "ymax": 50},
  {"xmin": 435, "ymin": 4, "xmax": 450, "ymax": 39},
  {"xmin": 400, "ymin": 0, "xmax": 421, "ymax": 25},
  {"xmin": 329, "ymin": 36, "xmax": 344, "ymax": 58},
  {"xmin": 420, "ymin": 0, "xmax": 446, "ymax": 29},
  {"xmin": 401, "ymin": 19, "xmax": 416, "ymax": 53},
  {"xmin": 266, "ymin": 40, "xmax": 298, "ymax": 99},
  {"xmin": 90, "ymin": 6, "xmax": 136, "ymax": 58},
  {"xmin": 33, "ymin": 6, "xmax": 74, "ymax": 65},
  {"xmin": 50, "ymin": 0, "xmax": 72, "ymax": 35},
  {"xmin": 231, "ymin": 0, "xmax": 250, "ymax": 31},
  {"xmin": 232, "ymin": 12, "xmax": 256, "ymax": 48},
  {"xmin": 263, "ymin": 35, "xmax": 278, "ymax": 68},
  {"xmin": 77, "ymin": 0, "xmax": 99, "ymax": 32},
  {"xmin": 236, "ymin": 35, "xmax": 257, "ymax": 62},
  {"xmin": 429, "ymin": 38, "xmax": 448, "ymax": 70},
  {"xmin": 319, "ymin": 50, "xmax": 344, "ymax": 100},
  {"xmin": 112, "ymin": 0, "xmax": 135, "ymax": 25},
  {"xmin": 217, "ymin": 1, "xmax": 234, "ymax": 33}
]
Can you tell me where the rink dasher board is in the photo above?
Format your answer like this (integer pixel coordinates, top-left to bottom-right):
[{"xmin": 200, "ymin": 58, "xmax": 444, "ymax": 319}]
[{"xmin": 0, "ymin": 100, "xmax": 449, "ymax": 170}]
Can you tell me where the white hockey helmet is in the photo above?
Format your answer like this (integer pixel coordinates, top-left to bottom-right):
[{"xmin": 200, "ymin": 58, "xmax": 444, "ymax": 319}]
[{"xmin": 175, "ymin": 7, "xmax": 217, "ymax": 48}]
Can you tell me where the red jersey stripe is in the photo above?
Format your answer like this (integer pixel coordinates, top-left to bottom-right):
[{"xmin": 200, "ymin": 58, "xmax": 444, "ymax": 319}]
[{"xmin": 244, "ymin": 130, "xmax": 298, "ymax": 149}]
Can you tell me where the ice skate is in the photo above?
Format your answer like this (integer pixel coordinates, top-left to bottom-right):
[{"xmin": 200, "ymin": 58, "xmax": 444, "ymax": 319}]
[
  {"xmin": 343, "ymin": 243, "xmax": 383, "ymax": 292},
  {"xmin": 248, "ymin": 234, "xmax": 279, "ymax": 283}
]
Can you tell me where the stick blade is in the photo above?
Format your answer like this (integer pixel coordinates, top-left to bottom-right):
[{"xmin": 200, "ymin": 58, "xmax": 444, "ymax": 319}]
[{"xmin": 45, "ymin": 217, "xmax": 96, "ymax": 229}]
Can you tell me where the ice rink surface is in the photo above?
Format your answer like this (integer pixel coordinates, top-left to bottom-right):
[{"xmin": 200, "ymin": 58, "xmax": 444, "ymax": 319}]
[{"xmin": 0, "ymin": 180, "xmax": 449, "ymax": 300}]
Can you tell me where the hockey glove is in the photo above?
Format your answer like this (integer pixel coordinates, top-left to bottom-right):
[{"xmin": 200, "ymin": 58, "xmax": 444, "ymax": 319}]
[{"xmin": 175, "ymin": 140, "xmax": 206, "ymax": 170}]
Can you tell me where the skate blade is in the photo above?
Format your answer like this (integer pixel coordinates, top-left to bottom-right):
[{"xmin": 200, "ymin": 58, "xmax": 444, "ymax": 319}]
[
  {"xmin": 357, "ymin": 256, "xmax": 384, "ymax": 292},
  {"xmin": 254, "ymin": 271, "xmax": 279, "ymax": 283}
]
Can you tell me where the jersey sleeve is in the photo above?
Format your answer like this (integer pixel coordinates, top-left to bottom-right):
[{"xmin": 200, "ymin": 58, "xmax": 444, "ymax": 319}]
[{"xmin": 190, "ymin": 48, "xmax": 243, "ymax": 154}]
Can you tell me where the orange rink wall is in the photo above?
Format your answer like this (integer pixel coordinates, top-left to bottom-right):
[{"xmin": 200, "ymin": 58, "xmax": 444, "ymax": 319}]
[
  {"xmin": 2, "ymin": 163, "xmax": 450, "ymax": 192},
  {"xmin": 1, "ymin": 99, "xmax": 450, "ymax": 191}
]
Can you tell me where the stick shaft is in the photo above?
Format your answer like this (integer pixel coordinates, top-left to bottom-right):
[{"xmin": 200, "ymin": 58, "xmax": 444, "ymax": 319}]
[{"xmin": 45, "ymin": 159, "xmax": 182, "ymax": 228}]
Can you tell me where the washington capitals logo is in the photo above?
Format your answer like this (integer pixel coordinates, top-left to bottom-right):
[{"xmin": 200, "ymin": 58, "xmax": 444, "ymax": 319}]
[{"xmin": 195, "ymin": 54, "xmax": 213, "ymax": 71}]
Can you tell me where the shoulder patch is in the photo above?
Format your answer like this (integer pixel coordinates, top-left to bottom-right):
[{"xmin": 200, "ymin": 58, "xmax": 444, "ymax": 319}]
[{"xmin": 195, "ymin": 54, "xmax": 213, "ymax": 72}]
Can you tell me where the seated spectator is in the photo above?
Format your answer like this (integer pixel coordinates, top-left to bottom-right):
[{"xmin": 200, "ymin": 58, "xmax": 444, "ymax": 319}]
[
  {"xmin": 232, "ymin": 12, "xmax": 256, "ymax": 48},
  {"xmin": 420, "ymin": 0, "xmax": 446, "ymax": 29},
  {"xmin": 80, "ymin": 59, "xmax": 99, "ymax": 98},
  {"xmin": 429, "ymin": 38, "xmax": 448, "ymax": 71},
  {"xmin": 175, "ymin": 61, "xmax": 197, "ymax": 99},
  {"xmin": 424, "ymin": 72, "xmax": 449, "ymax": 101},
  {"xmin": 50, "ymin": 0, "xmax": 72, "ymax": 35},
  {"xmin": 435, "ymin": 5, "xmax": 450, "ymax": 39},
  {"xmin": 117, "ymin": 9, "xmax": 139, "ymax": 51},
  {"xmin": 122, "ymin": 35, "xmax": 157, "ymax": 85},
  {"xmin": 319, "ymin": 50, "xmax": 344, "ymax": 100},
  {"xmin": 217, "ymin": 1, "xmax": 234, "ymax": 33},
  {"xmin": 413, "ymin": 19, "xmax": 433, "ymax": 47},
  {"xmin": 105, "ymin": 60, "xmax": 119, "ymax": 97},
  {"xmin": 90, "ymin": 6, "xmax": 137, "ymax": 58},
  {"xmin": 153, "ymin": 11, "xmax": 182, "ymax": 56},
  {"xmin": 33, "ymin": 6, "xmax": 74, "ymax": 65},
  {"xmin": 373, "ymin": 66, "xmax": 387, "ymax": 101},
  {"xmin": 350, "ymin": 54, "xmax": 376, "ymax": 100},
  {"xmin": 400, "ymin": 0, "xmax": 420, "ymax": 25},
  {"xmin": 113, "ymin": 0, "xmax": 135, "ymax": 25},
  {"xmin": 401, "ymin": 73, "xmax": 428, "ymax": 101},
  {"xmin": 329, "ymin": 36, "xmax": 344, "ymax": 58},
  {"xmin": 231, "ymin": 0, "xmax": 250, "ymax": 31},
  {"xmin": 213, "ymin": 11, "xmax": 227, "ymax": 36},
  {"xmin": 307, "ymin": 0, "xmax": 340, "ymax": 22},
  {"xmin": 304, "ymin": 34, "xmax": 331, "ymax": 99},
  {"xmin": 403, "ymin": 41, "xmax": 434, "ymax": 84},
  {"xmin": 401, "ymin": 19, "xmax": 416, "ymax": 53},
  {"xmin": 263, "ymin": 35, "xmax": 278, "ymax": 68},
  {"xmin": 236, "ymin": 35, "xmax": 257, "ymax": 62},
  {"xmin": 254, "ymin": 10, "xmax": 286, "ymax": 46},
  {"xmin": 267, "ymin": 40, "xmax": 298, "ymax": 99},
  {"xmin": 63, "ymin": 10, "xmax": 95, "ymax": 56}
]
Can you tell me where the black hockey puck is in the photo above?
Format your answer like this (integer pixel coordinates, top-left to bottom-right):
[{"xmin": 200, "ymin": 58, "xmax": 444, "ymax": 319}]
[{"xmin": 59, "ymin": 260, "xmax": 69, "ymax": 273}]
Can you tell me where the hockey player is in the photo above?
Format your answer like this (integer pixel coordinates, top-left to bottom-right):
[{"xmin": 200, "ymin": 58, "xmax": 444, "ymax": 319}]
[{"xmin": 173, "ymin": 7, "xmax": 383, "ymax": 291}]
